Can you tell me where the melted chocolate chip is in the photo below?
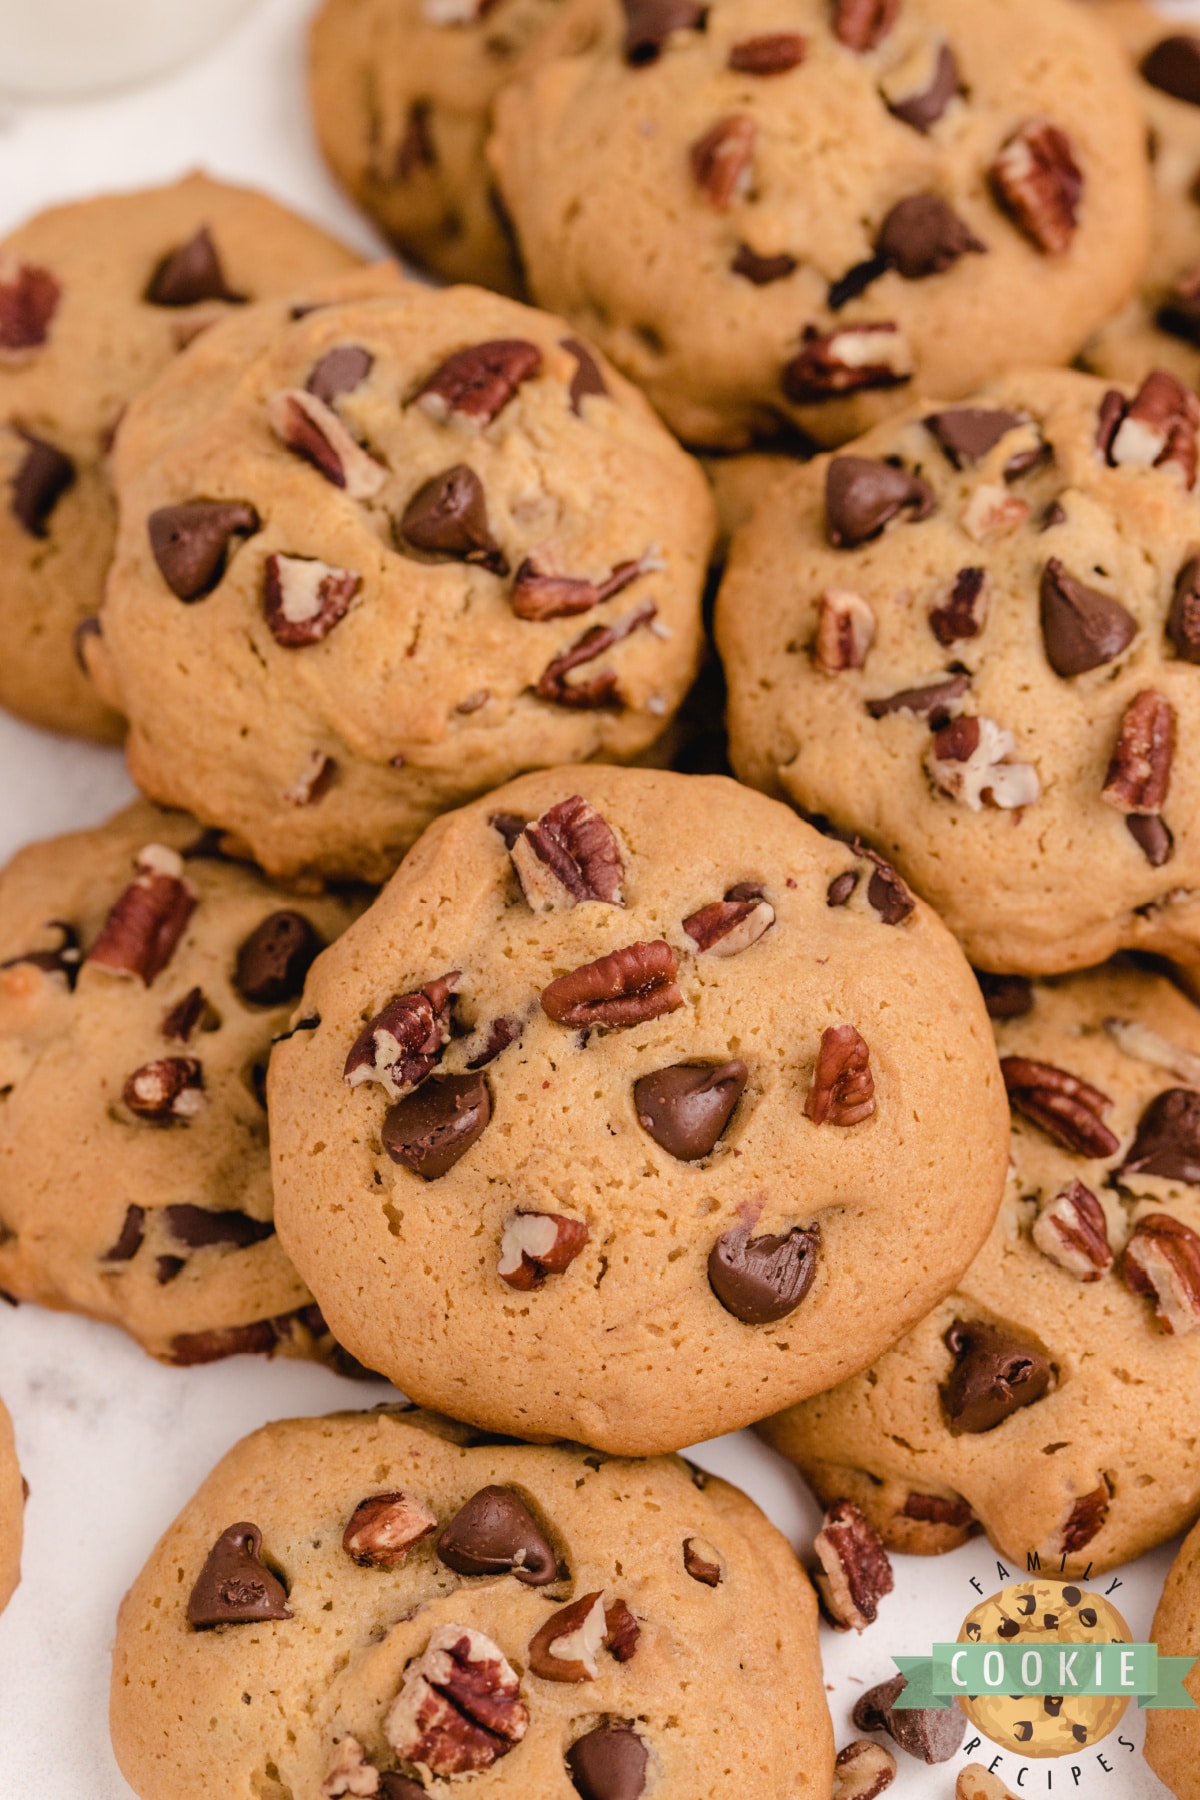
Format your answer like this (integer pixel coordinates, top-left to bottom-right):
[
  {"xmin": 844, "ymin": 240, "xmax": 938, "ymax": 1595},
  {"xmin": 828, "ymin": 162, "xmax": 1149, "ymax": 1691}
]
[
  {"xmin": 1121, "ymin": 1088, "xmax": 1200, "ymax": 1184},
  {"xmin": 925, "ymin": 407, "xmax": 1026, "ymax": 467},
  {"xmin": 1128, "ymin": 814, "xmax": 1175, "ymax": 868},
  {"xmin": 976, "ymin": 971, "xmax": 1034, "ymax": 1020},
  {"xmin": 398, "ymin": 464, "xmax": 508, "ymax": 574},
  {"xmin": 621, "ymin": 0, "xmax": 706, "ymax": 65},
  {"xmin": 1039, "ymin": 559, "xmax": 1137, "ymax": 678},
  {"xmin": 1141, "ymin": 35, "xmax": 1200, "ymax": 107},
  {"xmin": 306, "ymin": 345, "xmax": 373, "ymax": 405},
  {"xmin": 101, "ymin": 1204, "xmax": 146, "ymax": 1263},
  {"xmin": 941, "ymin": 1320, "xmax": 1052, "ymax": 1434},
  {"xmin": 145, "ymin": 228, "xmax": 244, "ymax": 307},
  {"xmin": 437, "ymin": 1486, "xmax": 557, "ymax": 1584},
  {"xmin": 1168, "ymin": 556, "xmax": 1200, "ymax": 663},
  {"xmin": 875, "ymin": 193, "xmax": 986, "ymax": 279},
  {"xmin": 886, "ymin": 41, "xmax": 962, "ymax": 132},
  {"xmin": 186, "ymin": 1523, "xmax": 291, "ymax": 1626},
  {"xmin": 11, "ymin": 433, "xmax": 74, "ymax": 537},
  {"xmin": 826, "ymin": 456, "xmax": 935, "ymax": 548},
  {"xmin": 866, "ymin": 672, "xmax": 969, "ymax": 722},
  {"xmin": 234, "ymin": 911, "xmax": 323, "ymax": 1006},
  {"xmin": 164, "ymin": 1205, "xmax": 274, "ymax": 1249},
  {"xmin": 381, "ymin": 1072, "xmax": 492, "ymax": 1178},
  {"xmin": 147, "ymin": 500, "xmax": 261, "ymax": 601},
  {"xmin": 708, "ymin": 1221, "xmax": 820, "ymax": 1323},
  {"xmin": 561, "ymin": 337, "xmax": 608, "ymax": 411},
  {"xmin": 567, "ymin": 1721, "xmax": 649, "ymax": 1800},
  {"xmin": 634, "ymin": 1060, "xmax": 747, "ymax": 1160}
]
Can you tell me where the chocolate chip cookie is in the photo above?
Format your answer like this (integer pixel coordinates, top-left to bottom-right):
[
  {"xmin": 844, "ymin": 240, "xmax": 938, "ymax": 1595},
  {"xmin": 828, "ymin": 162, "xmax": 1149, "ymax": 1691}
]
[
  {"xmin": 1145, "ymin": 1515, "xmax": 1200, "ymax": 1798},
  {"xmin": 487, "ymin": 0, "xmax": 1151, "ymax": 448},
  {"xmin": 761, "ymin": 962, "xmax": 1200, "ymax": 1576},
  {"xmin": 110, "ymin": 1405, "xmax": 834, "ymax": 1800},
  {"xmin": 0, "ymin": 799, "xmax": 365, "ymax": 1365},
  {"xmin": 718, "ymin": 366, "xmax": 1200, "ymax": 976},
  {"xmin": 269, "ymin": 765, "xmax": 1008, "ymax": 1455},
  {"xmin": 88, "ymin": 268, "xmax": 713, "ymax": 883},
  {"xmin": 0, "ymin": 1397, "xmax": 21, "ymax": 1616},
  {"xmin": 0, "ymin": 173, "xmax": 361, "ymax": 742}
]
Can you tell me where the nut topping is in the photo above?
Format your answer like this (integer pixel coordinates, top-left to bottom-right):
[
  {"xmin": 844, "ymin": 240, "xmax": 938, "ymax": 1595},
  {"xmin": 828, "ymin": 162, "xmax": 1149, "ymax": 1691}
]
[
  {"xmin": 123, "ymin": 1057, "xmax": 204, "ymax": 1122},
  {"xmin": 1102, "ymin": 689, "xmax": 1175, "ymax": 821},
  {"xmin": 86, "ymin": 846, "xmax": 196, "ymax": 986},
  {"xmin": 10, "ymin": 433, "xmax": 74, "ymax": 538},
  {"xmin": 621, "ymin": 0, "xmax": 706, "ymax": 65},
  {"xmin": 853, "ymin": 1674, "xmax": 966, "ymax": 1764},
  {"xmin": 784, "ymin": 323, "xmax": 914, "ymax": 406},
  {"xmin": 145, "ymin": 227, "xmax": 244, "ymax": 306},
  {"xmin": 187, "ymin": 1522, "xmax": 292, "ymax": 1627},
  {"xmin": 1039, "ymin": 559, "xmax": 1136, "ymax": 678},
  {"xmin": 561, "ymin": 336, "xmax": 609, "ymax": 410},
  {"xmin": 282, "ymin": 750, "xmax": 336, "ymax": 807},
  {"xmin": 1121, "ymin": 1088, "xmax": 1200, "ymax": 1185},
  {"xmin": 498, "ymin": 1211, "xmax": 590, "ymax": 1289},
  {"xmin": 990, "ymin": 120, "xmax": 1082, "ymax": 255},
  {"xmin": 267, "ymin": 389, "xmax": 386, "ymax": 498},
  {"xmin": 542, "ymin": 939, "xmax": 682, "ymax": 1028},
  {"xmin": 263, "ymin": 554, "xmax": 361, "ymax": 647},
  {"xmin": 147, "ymin": 500, "xmax": 261, "ymax": 600},
  {"xmin": 527, "ymin": 1591, "xmax": 639, "ymax": 1681},
  {"xmin": 728, "ymin": 32, "xmax": 806, "ymax": 73},
  {"xmin": 415, "ymin": 339, "xmax": 542, "ymax": 428},
  {"xmin": 511, "ymin": 548, "xmax": 657, "ymax": 622},
  {"xmin": 930, "ymin": 568, "xmax": 988, "ymax": 647},
  {"xmin": 322, "ymin": 1738, "xmax": 380, "ymax": 1798},
  {"xmin": 0, "ymin": 259, "xmax": 60, "ymax": 357},
  {"xmin": 941, "ymin": 1319, "xmax": 1053, "ymax": 1435},
  {"xmin": 1097, "ymin": 370, "xmax": 1200, "ymax": 489},
  {"xmin": 1105, "ymin": 1018, "xmax": 1200, "ymax": 1089},
  {"xmin": 634, "ymin": 1060, "xmax": 748, "ymax": 1160},
  {"xmin": 682, "ymin": 1535, "xmax": 724, "ymax": 1585},
  {"xmin": 833, "ymin": 1739, "xmax": 898, "ymax": 1800},
  {"xmin": 342, "ymin": 1490, "xmax": 438, "ymax": 1567},
  {"xmin": 866, "ymin": 672, "xmax": 969, "ymax": 723},
  {"xmin": 690, "ymin": 115, "xmax": 757, "ymax": 209},
  {"xmin": 535, "ymin": 599, "xmax": 656, "ymax": 709},
  {"xmin": 814, "ymin": 588, "xmax": 876, "ymax": 673},
  {"xmin": 882, "ymin": 38, "xmax": 960, "ymax": 133},
  {"xmin": 343, "ymin": 973, "xmax": 458, "ymax": 1098},
  {"xmin": 1168, "ymin": 556, "xmax": 1200, "ymax": 662},
  {"xmin": 708, "ymin": 1220, "xmax": 820, "ymax": 1323},
  {"xmin": 1123, "ymin": 1213, "xmax": 1200, "ymax": 1334},
  {"xmin": 510, "ymin": 795, "xmax": 625, "ymax": 909},
  {"xmin": 833, "ymin": 0, "xmax": 897, "ymax": 53},
  {"xmin": 566, "ymin": 1720, "xmax": 649, "ymax": 1800},
  {"xmin": 683, "ymin": 890, "xmax": 775, "ymax": 955},
  {"xmin": 160, "ymin": 985, "xmax": 212, "ymax": 1041},
  {"xmin": 805, "ymin": 1024, "xmax": 876, "ymax": 1127},
  {"xmin": 306, "ymin": 345, "xmax": 373, "ymax": 405},
  {"xmin": 814, "ymin": 1499, "xmax": 894, "ymax": 1632},
  {"xmin": 825, "ymin": 455, "xmax": 934, "ymax": 548},
  {"xmin": 1031, "ymin": 1181, "xmax": 1113, "ymax": 1281},
  {"xmin": 382, "ymin": 1071, "xmax": 492, "ymax": 1178},
  {"xmin": 926, "ymin": 715, "xmax": 1040, "ymax": 811},
  {"xmin": 383, "ymin": 1624, "xmax": 529, "ymax": 1777},
  {"xmin": 1058, "ymin": 1481, "xmax": 1111, "ymax": 1556},
  {"xmin": 1001, "ymin": 1057, "xmax": 1119, "ymax": 1158},
  {"xmin": 437, "ymin": 1486, "xmax": 557, "ymax": 1584}
]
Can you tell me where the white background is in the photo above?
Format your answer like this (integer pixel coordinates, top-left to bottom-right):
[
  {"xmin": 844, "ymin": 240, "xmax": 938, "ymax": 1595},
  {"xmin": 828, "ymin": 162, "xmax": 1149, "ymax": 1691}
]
[{"xmin": 0, "ymin": 0, "xmax": 1190, "ymax": 1793}]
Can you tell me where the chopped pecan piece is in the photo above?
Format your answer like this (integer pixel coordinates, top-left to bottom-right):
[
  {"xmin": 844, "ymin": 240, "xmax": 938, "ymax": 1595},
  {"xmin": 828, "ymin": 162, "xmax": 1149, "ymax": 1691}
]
[
  {"xmin": 682, "ymin": 1535, "xmax": 724, "ymax": 1585},
  {"xmin": 825, "ymin": 455, "xmax": 934, "ymax": 548},
  {"xmin": 343, "ymin": 1490, "xmax": 437, "ymax": 1567},
  {"xmin": 322, "ymin": 1737, "xmax": 380, "ymax": 1798},
  {"xmin": 11, "ymin": 433, "xmax": 74, "ymax": 538},
  {"xmin": 123, "ymin": 1057, "xmax": 204, "ymax": 1122},
  {"xmin": 709, "ymin": 1221, "xmax": 820, "ymax": 1321},
  {"xmin": 267, "ymin": 389, "xmax": 386, "ymax": 499},
  {"xmin": 1124, "ymin": 1213, "xmax": 1200, "ymax": 1334},
  {"xmin": 282, "ymin": 751, "xmax": 336, "ymax": 807},
  {"xmin": 882, "ymin": 38, "xmax": 960, "ymax": 132},
  {"xmin": 147, "ymin": 499, "xmax": 260, "ymax": 601},
  {"xmin": 1031, "ymin": 1181, "xmax": 1113, "ymax": 1280},
  {"xmin": 990, "ymin": 120, "xmax": 1082, "ymax": 255},
  {"xmin": 0, "ymin": 259, "xmax": 60, "ymax": 357},
  {"xmin": 535, "ymin": 599, "xmax": 656, "ymax": 708},
  {"xmin": 930, "ymin": 568, "xmax": 988, "ymax": 646},
  {"xmin": 466, "ymin": 1014, "xmax": 522, "ymax": 1068},
  {"xmin": 833, "ymin": 0, "xmax": 897, "ymax": 53},
  {"xmin": 542, "ymin": 939, "xmax": 681, "ymax": 1027},
  {"xmin": 1121, "ymin": 1087, "xmax": 1200, "ymax": 1183},
  {"xmin": 561, "ymin": 336, "xmax": 608, "ymax": 410},
  {"xmin": 941, "ymin": 1320, "xmax": 1053, "ymax": 1435},
  {"xmin": 690, "ymin": 115, "xmax": 756, "ymax": 209},
  {"xmin": 1097, "ymin": 370, "xmax": 1200, "ymax": 489},
  {"xmin": 415, "ymin": 339, "xmax": 542, "ymax": 428},
  {"xmin": 1058, "ymin": 1480, "xmax": 1111, "ymax": 1556},
  {"xmin": 527, "ymin": 1591, "xmax": 638, "ymax": 1681},
  {"xmin": 805, "ymin": 1024, "xmax": 875, "ymax": 1127},
  {"xmin": 926, "ymin": 715, "xmax": 1040, "ymax": 811},
  {"xmin": 145, "ymin": 227, "xmax": 244, "ymax": 306},
  {"xmin": 511, "ymin": 547, "xmax": 656, "ymax": 621},
  {"xmin": 511, "ymin": 795, "xmax": 624, "ymax": 909},
  {"xmin": 784, "ymin": 323, "xmax": 913, "ymax": 406},
  {"xmin": 343, "ymin": 973, "xmax": 459, "ymax": 1098},
  {"xmin": 1106, "ymin": 1018, "xmax": 1200, "ymax": 1089},
  {"xmin": 814, "ymin": 588, "xmax": 876, "ymax": 673},
  {"xmin": 728, "ymin": 32, "xmax": 805, "ymax": 72},
  {"xmin": 683, "ymin": 889, "xmax": 775, "ymax": 955},
  {"xmin": 958, "ymin": 483, "xmax": 1029, "ymax": 544},
  {"xmin": 1001, "ymin": 1056, "xmax": 1119, "ymax": 1158},
  {"xmin": 263, "ymin": 554, "xmax": 361, "ymax": 647},
  {"xmin": 86, "ymin": 846, "xmax": 196, "ymax": 985},
  {"xmin": 901, "ymin": 1492, "xmax": 975, "ymax": 1529},
  {"xmin": 814, "ymin": 1499, "xmax": 894, "ymax": 1632},
  {"xmin": 866, "ymin": 673, "xmax": 968, "ymax": 723},
  {"xmin": 1168, "ymin": 556, "xmax": 1200, "ymax": 663},
  {"xmin": 1039, "ymin": 559, "xmax": 1136, "ymax": 678},
  {"xmin": 1102, "ymin": 689, "xmax": 1175, "ymax": 816},
  {"xmin": 160, "ymin": 985, "xmax": 211, "ymax": 1041},
  {"xmin": 621, "ymin": 0, "xmax": 707, "ymax": 65},
  {"xmin": 383, "ymin": 1624, "xmax": 529, "ymax": 1777},
  {"xmin": 498, "ymin": 1211, "xmax": 589, "ymax": 1289},
  {"xmin": 834, "ymin": 1739, "xmax": 898, "ymax": 1800}
]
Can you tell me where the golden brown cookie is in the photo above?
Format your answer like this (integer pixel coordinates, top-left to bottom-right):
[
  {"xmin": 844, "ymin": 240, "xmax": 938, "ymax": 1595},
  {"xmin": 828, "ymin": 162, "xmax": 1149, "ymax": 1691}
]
[{"xmin": 1145, "ymin": 1514, "xmax": 1200, "ymax": 1798}]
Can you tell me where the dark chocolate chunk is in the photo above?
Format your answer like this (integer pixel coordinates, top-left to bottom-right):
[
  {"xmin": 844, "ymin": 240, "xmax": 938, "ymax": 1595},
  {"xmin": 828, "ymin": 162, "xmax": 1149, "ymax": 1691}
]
[
  {"xmin": 866, "ymin": 672, "xmax": 969, "ymax": 722},
  {"xmin": 885, "ymin": 42, "xmax": 962, "ymax": 132},
  {"xmin": 708, "ymin": 1221, "xmax": 820, "ymax": 1323},
  {"xmin": 145, "ymin": 228, "xmax": 244, "ymax": 307},
  {"xmin": 164, "ymin": 1205, "xmax": 274, "ymax": 1249},
  {"xmin": 1141, "ymin": 35, "xmax": 1200, "ymax": 107},
  {"xmin": 437, "ymin": 1486, "xmax": 557, "ymax": 1584},
  {"xmin": 731, "ymin": 244, "xmax": 798, "ymax": 285},
  {"xmin": 853, "ymin": 1673, "xmax": 966, "ymax": 1763},
  {"xmin": 234, "ymin": 911, "xmax": 323, "ymax": 1006},
  {"xmin": 1039, "ymin": 559, "xmax": 1136, "ymax": 678},
  {"xmin": 1121, "ymin": 1088, "xmax": 1200, "ymax": 1185},
  {"xmin": 826, "ymin": 455, "xmax": 935, "ymax": 548},
  {"xmin": 381, "ymin": 1072, "xmax": 492, "ymax": 1178},
  {"xmin": 634, "ymin": 1060, "xmax": 748, "ymax": 1160},
  {"xmin": 398, "ymin": 464, "xmax": 508, "ymax": 574},
  {"xmin": 147, "ymin": 500, "xmax": 260, "ymax": 601},
  {"xmin": 567, "ymin": 1721, "xmax": 649, "ymax": 1800},
  {"xmin": 10, "ymin": 433, "xmax": 74, "ymax": 538},
  {"xmin": 561, "ymin": 337, "xmax": 608, "ymax": 411},
  {"xmin": 925, "ymin": 407, "xmax": 1026, "ymax": 467},
  {"xmin": 941, "ymin": 1319, "xmax": 1052, "ymax": 1434},
  {"xmin": 875, "ymin": 194, "xmax": 986, "ymax": 279},
  {"xmin": 306, "ymin": 345, "xmax": 373, "ymax": 405},
  {"xmin": 186, "ymin": 1522, "xmax": 291, "ymax": 1626},
  {"xmin": 976, "ymin": 971, "xmax": 1034, "ymax": 1020},
  {"xmin": 101, "ymin": 1204, "xmax": 146, "ymax": 1263}
]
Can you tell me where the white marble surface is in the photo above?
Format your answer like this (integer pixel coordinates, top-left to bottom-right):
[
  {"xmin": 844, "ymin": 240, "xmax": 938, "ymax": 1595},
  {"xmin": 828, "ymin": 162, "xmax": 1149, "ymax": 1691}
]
[{"xmin": 0, "ymin": 0, "xmax": 1190, "ymax": 1793}]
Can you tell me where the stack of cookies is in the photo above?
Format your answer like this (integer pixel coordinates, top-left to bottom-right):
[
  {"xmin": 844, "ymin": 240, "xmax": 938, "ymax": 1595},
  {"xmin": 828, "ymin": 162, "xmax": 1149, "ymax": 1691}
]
[{"xmin": 4, "ymin": 0, "xmax": 1200, "ymax": 1795}]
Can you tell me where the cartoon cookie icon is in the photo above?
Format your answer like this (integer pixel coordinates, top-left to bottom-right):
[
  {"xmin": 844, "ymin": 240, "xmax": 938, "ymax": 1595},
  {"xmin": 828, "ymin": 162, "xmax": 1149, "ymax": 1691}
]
[{"xmin": 958, "ymin": 1581, "xmax": 1131, "ymax": 1758}]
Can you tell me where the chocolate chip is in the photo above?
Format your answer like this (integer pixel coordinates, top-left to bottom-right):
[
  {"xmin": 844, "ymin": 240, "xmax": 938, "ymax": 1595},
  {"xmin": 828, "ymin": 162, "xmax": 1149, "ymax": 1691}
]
[
  {"xmin": 1121, "ymin": 1088, "xmax": 1200, "ymax": 1184},
  {"xmin": 186, "ymin": 1522, "xmax": 291, "ymax": 1627},
  {"xmin": 490, "ymin": 812, "xmax": 528, "ymax": 850},
  {"xmin": 621, "ymin": 0, "xmax": 706, "ymax": 65},
  {"xmin": 1128, "ymin": 814, "xmax": 1174, "ymax": 868},
  {"xmin": 306, "ymin": 345, "xmax": 373, "ymax": 405},
  {"xmin": 147, "ymin": 500, "xmax": 261, "ymax": 601},
  {"xmin": 634, "ymin": 1060, "xmax": 747, "ymax": 1160},
  {"xmin": 379, "ymin": 1776, "xmax": 427, "ymax": 1800},
  {"xmin": 941, "ymin": 1320, "xmax": 1052, "ymax": 1434},
  {"xmin": 415, "ymin": 339, "xmax": 542, "ymax": 426},
  {"xmin": 101, "ymin": 1205, "xmax": 145, "ymax": 1263},
  {"xmin": 827, "ymin": 870, "xmax": 859, "ymax": 907},
  {"xmin": 827, "ymin": 254, "xmax": 892, "ymax": 311},
  {"xmin": 381, "ymin": 1072, "xmax": 491, "ymax": 1179},
  {"xmin": 510, "ymin": 553, "xmax": 647, "ymax": 622},
  {"xmin": 567, "ymin": 1721, "xmax": 649, "ymax": 1800},
  {"xmin": 826, "ymin": 456, "xmax": 935, "ymax": 548},
  {"xmin": 167, "ymin": 1318, "xmax": 282, "ymax": 1363},
  {"xmin": 875, "ymin": 194, "xmax": 986, "ymax": 279},
  {"xmin": 833, "ymin": 0, "xmax": 897, "ymax": 54},
  {"xmin": 731, "ymin": 244, "xmax": 798, "ymax": 284},
  {"xmin": 437, "ymin": 1486, "xmax": 556, "ymax": 1584},
  {"xmin": 0, "ymin": 262, "xmax": 60, "ymax": 355},
  {"xmin": 976, "ymin": 971, "xmax": 1033, "ymax": 1020},
  {"xmin": 1157, "ymin": 269, "xmax": 1200, "ymax": 347},
  {"xmin": 1168, "ymin": 556, "xmax": 1200, "ymax": 663},
  {"xmin": 925, "ymin": 407, "xmax": 1026, "ymax": 468},
  {"xmin": 561, "ymin": 336, "xmax": 608, "ymax": 411},
  {"xmin": 397, "ymin": 99, "xmax": 436, "ymax": 180},
  {"xmin": 160, "ymin": 986, "xmax": 210, "ymax": 1042},
  {"xmin": 728, "ymin": 31, "xmax": 805, "ymax": 72},
  {"xmin": 1141, "ymin": 35, "xmax": 1200, "ymax": 106},
  {"xmin": 145, "ymin": 228, "xmax": 244, "ymax": 307},
  {"xmin": 901, "ymin": 1491, "xmax": 974, "ymax": 1528},
  {"xmin": 1, "ymin": 920, "xmax": 81, "ymax": 987},
  {"xmin": 399, "ymin": 464, "xmax": 508, "ymax": 574},
  {"xmin": 866, "ymin": 672, "xmax": 969, "ymax": 722},
  {"xmin": 708, "ymin": 1221, "xmax": 820, "ymax": 1323},
  {"xmin": 234, "ymin": 911, "xmax": 323, "ymax": 1006},
  {"xmin": 164, "ymin": 1205, "xmax": 274, "ymax": 1249},
  {"xmin": 1039, "ymin": 559, "xmax": 1136, "ymax": 678},
  {"xmin": 885, "ymin": 41, "xmax": 961, "ymax": 132},
  {"xmin": 853, "ymin": 1674, "xmax": 966, "ymax": 1763},
  {"xmin": 1001, "ymin": 1056, "xmax": 1119, "ymax": 1158},
  {"xmin": 541, "ymin": 939, "xmax": 682, "ymax": 1028},
  {"xmin": 10, "ymin": 433, "xmax": 74, "ymax": 538}
]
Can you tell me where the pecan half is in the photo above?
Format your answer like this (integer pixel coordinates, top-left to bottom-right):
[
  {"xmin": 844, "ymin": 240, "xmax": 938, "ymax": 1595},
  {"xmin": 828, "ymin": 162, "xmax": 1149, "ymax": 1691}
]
[
  {"xmin": 343, "ymin": 973, "xmax": 458, "ymax": 1098},
  {"xmin": 683, "ymin": 889, "xmax": 774, "ymax": 955},
  {"xmin": 728, "ymin": 32, "xmax": 805, "ymax": 72},
  {"xmin": 263, "ymin": 554, "xmax": 361, "ymax": 647},
  {"xmin": 0, "ymin": 259, "xmax": 60, "ymax": 358},
  {"xmin": 930, "ymin": 568, "xmax": 988, "ymax": 647},
  {"xmin": 147, "ymin": 499, "xmax": 261, "ymax": 601},
  {"xmin": 882, "ymin": 38, "xmax": 961, "ymax": 132},
  {"xmin": 322, "ymin": 1737, "xmax": 380, "ymax": 1798},
  {"xmin": 941, "ymin": 1320, "xmax": 1053, "ymax": 1435},
  {"xmin": 1123, "ymin": 1213, "xmax": 1200, "ymax": 1334},
  {"xmin": 784, "ymin": 323, "xmax": 913, "ymax": 405},
  {"xmin": 86, "ymin": 846, "xmax": 196, "ymax": 985},
  {"xmin": 825, "ymin": 455, "xmax": 934, "ymax": 548},
  {"xmin": 1106, "ymin": 1018, "xmax": 1200, "ymax": 1089},
  {"xmin": 414, "ymin": 339, "xmax": 542, "ymax": 427},
  {"xmin": 690, "ymin": 115, "xmax": 757, "ymax": 209},
  {"xmin": 927, "ymin": 715, "xmax": 1040, "ymax": 811},
  {"xmin": 383, "ymin": 1624, "xmax": 528, "ymax": 1777},
  {"xmin": 682, "ymin": 1535, "xmax": 724, "ymax": 1585},
  {"xmin": 814, "ymin": 1499, "xmax": 894, "ymax": 1632},
  {"xmin": 814, "ymin": 588, "xmax": 876, "ymax": 673},
  {"xmin": 267, "ymin": 389, "xmax": 386, "ymax": 499},
  {"xmin": 708, "ymin": 1221, "xmax": 820, "ymax": 1322},
  {"xmin": 535, "ymin": 599, "xmax": 656, "ymax": 708},
  {"xmin": 1168, "ymin": 556, "xmax": 1200, "ymax": 663},
  {"xmin": 511, "ymin": 547, "xmax": 656, "ymax": 622},
  {"xmin": 123, "ymin": 1057, "xmax": 204, "ymax": 1122},
  {"xmin": 990, "ymin": 120, "xmax": 1082, "ymax": 255},
  {"xmin": 498, "ymin": 1212, "xmax": 590, "ymax": 1289},
  {"xmin": 510, "ymin": 795, "xmax": 625, "ymax": 908},
  {"xmin": 527, "ymin": 1591, "xmax": 638, "ymax": 1681},
  {"xmin": 1058, "ymin": 1480, "xmax": 1111, "ymax": 1556},
  {"xmin": 1001, "ymin": 1057, "xmax": 1119, "ymax": 1158},
  {"xmin": 1098, "ymin": 370, "xmax": 1200, "ymax": 490},
  {"xmin": 343, "ymin": 1490, "xmax": 437, "ymax": 1567},
  {"xmin": 805, "ymin": 1024, "xmax": 875, "ymax": 1127},
  {"xmin": 1039, "ymin": 559, "xmax": 1136, "ymax": 679},
  {"xmin": 1102, "ymin": 690, "xmax": 1175, "ymax": 816},
  {"xmin": 1032, "ymin": 1181, "xmax": 1112, "ymax": 1280},
  {"xmin": 833, "ymin": 0, "xmax": 897, "ymax": 53},
  {"xmin": 1121, "ymin": 1087, "xmax": 1200, "ymax": 1184},
  {"xmin": 833, "ymin": 1739, "xmax": 898, "ymax": 1800},
  {"xmin": 542, "ymin": 939, "xmax": 681, "ymax": 1028}
]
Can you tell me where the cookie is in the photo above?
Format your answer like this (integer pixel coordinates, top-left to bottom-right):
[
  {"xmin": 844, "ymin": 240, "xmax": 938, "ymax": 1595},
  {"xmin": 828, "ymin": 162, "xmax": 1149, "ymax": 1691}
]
[
  {"xmin": 269, "ymin": 765, "xmax": 1008, "ymax": 1455},
  {"xmin": 487, "ymin": 0, "xmax": 1151, "ymax": 448},
  {"xmin": 110, "ymin": 1405, "xmax": 834, "ymax": 1800},
  {"xmin": 88, "ymin": 268, "xmax": 713, "ymax": 883},
  {"xmin": 1081, "ymin": 4, "xmax": 1200, "ymax": 391},
  {"xmin": 1145, "ymin": 1516, "xmax": 1200, "ymax": 1798},
  {"xmin": 0, "ymin": 173, "xmax": 361, "ymax": 742},
  {"xmin": 761, "ymin": 962, "xmax": 1200, "ymax": 1576},
  {"xmin": 309, "ymin": 0, "xmax": 580, "ymax": 294},
  {"xmin": 0, "ymin": 1397, "xmax": 21, "ymax": 1616},
  {"xmin": 718, "ymin": 366, "xmax": 1200, "ymax": 976},
  {"xmin": 0, "ymin": 799, "xmax": 365, "ymax": 1365}
]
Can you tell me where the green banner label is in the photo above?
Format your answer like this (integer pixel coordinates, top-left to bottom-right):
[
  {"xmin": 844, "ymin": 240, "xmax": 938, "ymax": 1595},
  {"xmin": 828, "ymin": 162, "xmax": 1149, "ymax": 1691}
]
[{"xmin": 892, "ymin": 1645, "xmax": 1197, "ymax": 1711}]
